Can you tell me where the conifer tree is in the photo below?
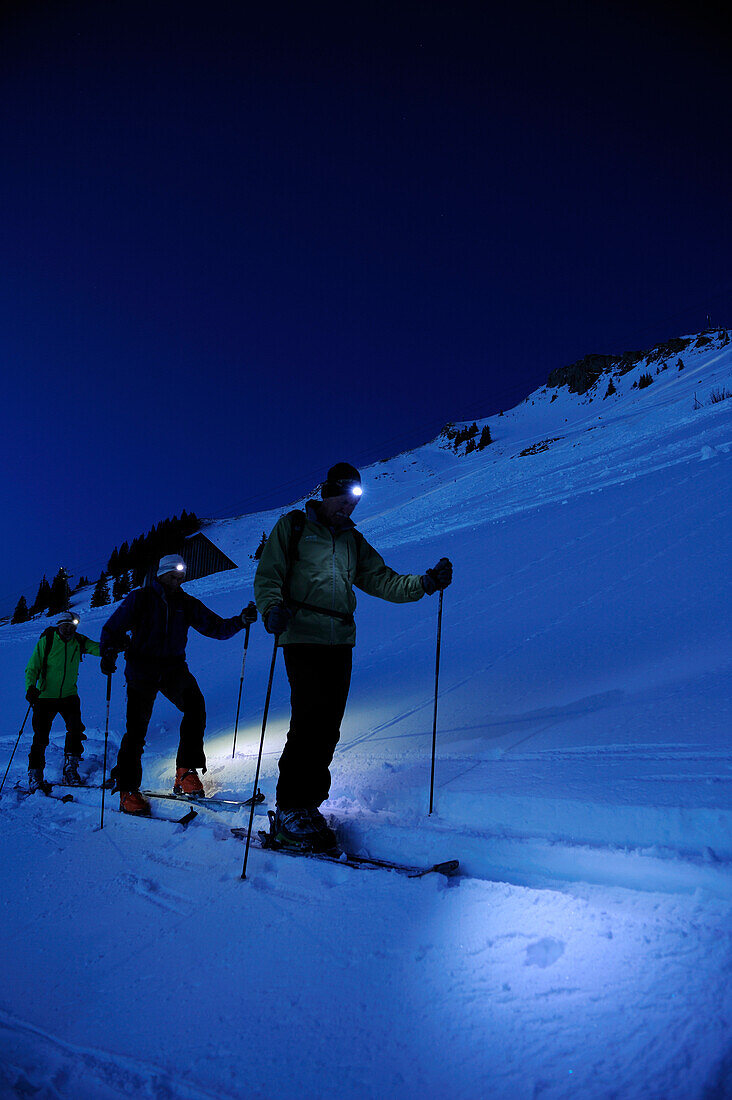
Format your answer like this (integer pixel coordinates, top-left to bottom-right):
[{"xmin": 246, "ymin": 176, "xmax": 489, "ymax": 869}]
[
  {"xmin": 11, "ymin": 596, "xmax": 30, "ymax": 624},
  {"xmin": 107, "ymin": 547, "xmax": 120, "ymax": 577},
  {"xmin": 131, "ymin": 562, "xmax": 147, "ymax": 588},
  {"xmin": 31, "ymin": 576, "xmax": 52, "ymax": 615},
  {"xmin": 90, "ymin": 573, "xmax": 111, "ymax": 608},
  {"xmin": 478, "ymin": 425, "xmax": 493, "ymax": 449},
  {"xmin": 117, "ymin": 542, "xmax": 130, "ymax": 576},
  {"xmin": 47, "ymin": 568, "xmax": 72, "ymax": 616},
  {"xmin": 112, "ymin": 572, "xmax": 131, "ymax": 602}
]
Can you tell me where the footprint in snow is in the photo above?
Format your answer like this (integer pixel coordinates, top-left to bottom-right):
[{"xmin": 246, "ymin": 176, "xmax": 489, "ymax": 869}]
[{"xmin": 525, "ymin": 938, "xmax": 565, "ymax": 968}]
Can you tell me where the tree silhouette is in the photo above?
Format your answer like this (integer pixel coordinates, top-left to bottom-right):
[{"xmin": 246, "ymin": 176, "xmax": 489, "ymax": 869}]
[
  {"xmin": 31, "ymin": 576, "xmax": 52, "ymax": 615},
  {"xmin": 112, "ymin": 572, "xmax": 131, "ymax": 602},
  {"xmin": 46, "ymin": 568, "xmax": 72, "ymax": 616},
  {"xmin": 91, "ymin": 573, "xmax": 111, "ymax": 608},
  {"xmin": 12, "ymin": 596, "xmax": 30, "ymax": 624}
]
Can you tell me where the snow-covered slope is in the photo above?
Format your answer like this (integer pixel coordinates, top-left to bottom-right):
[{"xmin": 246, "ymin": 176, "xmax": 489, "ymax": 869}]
[{"xmin": 1, "ymin": 330, "xmax": 731, "ymax": 1099}]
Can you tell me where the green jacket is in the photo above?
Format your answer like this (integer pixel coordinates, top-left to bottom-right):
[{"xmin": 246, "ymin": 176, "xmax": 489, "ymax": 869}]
[
  {"xmin": 25, "ymin": 629, "xmax": 101, "ymax": 699},
  {"xmin": 254, "ymin": 504, "xmax": 424, "ymax": 646}
]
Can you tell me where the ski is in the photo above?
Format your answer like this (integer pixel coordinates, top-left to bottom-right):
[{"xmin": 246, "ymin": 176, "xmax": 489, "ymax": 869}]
[
  {"xmin": 231, "ymin": 825, "xmax": 459, "ymax": 879},
  {"xmin": 142, "ymin": 788, "xmax": 265, "ymax": 812},
  {"xmin": 56, "ymin": 781, "xmax": 102, "ymax": 790},
  {"xmin": 13, "ymin": 784, "xmax": 198, "ymax": 826},
  {"xmin": 57, "ymin": 782, "xmax": 265, "ymax": 813},
  {"xmin": 13, "ymin": 784, "xmax": 73, "ymax": 803}
]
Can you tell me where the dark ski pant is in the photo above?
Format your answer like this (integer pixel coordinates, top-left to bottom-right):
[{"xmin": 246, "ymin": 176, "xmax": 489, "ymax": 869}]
[
  {"xmin": 277, "ymin": 644, "xmax": 352, "ymax": 811},
  {"xmin": 111, "ymin": 659, "xmax": 206, "ymax": 792},
  {"xmin": 28, "ymin": 695, "xmax": 85, "ymax": 770}
]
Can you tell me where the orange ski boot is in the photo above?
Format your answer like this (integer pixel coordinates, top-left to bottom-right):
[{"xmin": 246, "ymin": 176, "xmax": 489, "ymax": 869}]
[
  {"xmin": 119, "ymin": 790, "xmax": 151, "ymax": 816},
  {"xmin": 173, "ymin": 768, "xmax": 204, "ymax": 798}
]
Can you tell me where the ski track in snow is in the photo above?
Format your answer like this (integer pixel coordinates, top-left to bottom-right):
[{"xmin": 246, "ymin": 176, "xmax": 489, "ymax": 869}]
[
  {"xmin": 1, "ymin": 334, "xmax": 732, "ymax": 1098},
  {"xmin": 0, "ymin": 1007, "xmax": 240, "ymax": 1100}
]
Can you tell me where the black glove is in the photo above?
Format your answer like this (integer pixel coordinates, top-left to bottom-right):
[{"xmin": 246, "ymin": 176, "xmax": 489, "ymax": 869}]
[
  {"xmin": 422, "ymin": 557, "xmax": 453, "ymax": 595},
  {"xmin": 26, "ymin": 686, "xmax": 40, "ymax": 704},
  {"xmin": 264, "ymin": 605, "xmax": 291, "ymax": 636},
  {"xmin": 100, "ymin": 649, "xmax": 117, "ymax": 676},
  {"xmin": 241, "ymin": 601, "xmax": 258, "ymax": 626}
]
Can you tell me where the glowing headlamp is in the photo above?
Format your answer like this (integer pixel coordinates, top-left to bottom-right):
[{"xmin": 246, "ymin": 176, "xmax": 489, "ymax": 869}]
[
  {"xmin": 175, "ymin": 563, "xmax": 185, "ymax": 572},
  {"xmin": 335, "ymin": 479, "xmax": 362, "ymax": 498},
  {"xmin": 72, "ymin": 617, "xmax": 80, "ymax": 626}
]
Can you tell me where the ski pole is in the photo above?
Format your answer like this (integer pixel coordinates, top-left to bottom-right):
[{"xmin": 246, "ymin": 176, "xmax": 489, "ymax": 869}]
[
  {"xmin": 428, "ymin": 589, "xmax": 444, "ymax": 816},
  {"xmin": 100, "ymin": 674, "xmax": 112, "ymax": 830},
  {"xmin": 241, "ymin": 635, "xmax": 279, "ymax": 880},
  {"xmin": 0, "ymin": 704, "xmax": 32, "ymax": 797},
  {"xmin": 231, "ymin": 621, "xmax": 252, "ymax": 759}
]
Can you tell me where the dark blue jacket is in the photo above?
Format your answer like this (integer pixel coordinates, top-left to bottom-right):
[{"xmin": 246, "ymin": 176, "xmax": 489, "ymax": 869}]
[{"xmin": 101, "ymin": 581, "xmax": 242, "ymax": 684}]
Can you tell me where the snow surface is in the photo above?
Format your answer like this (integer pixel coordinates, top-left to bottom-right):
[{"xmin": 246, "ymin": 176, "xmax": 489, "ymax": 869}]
[{"xmin": 1, "ymin": 331, "xmax": 731, "ymax": 1098}]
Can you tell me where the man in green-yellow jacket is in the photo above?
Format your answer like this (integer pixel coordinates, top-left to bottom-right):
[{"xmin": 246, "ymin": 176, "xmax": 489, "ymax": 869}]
[
  {"xmin": 254, "ymin": 461, "xmax": 452, "ymax": 850},
  {"xmin": 24, "ymin": 611, "xmax": 101, "ymax": 791}
]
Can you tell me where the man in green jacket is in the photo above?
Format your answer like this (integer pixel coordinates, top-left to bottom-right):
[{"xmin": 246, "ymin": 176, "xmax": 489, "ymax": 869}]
[
  {"xmin": 254, "ymin": 461, "xmax": 452, "ymax": 850},
  {"xmin": 25, "ymin": 611, "xmax": 101, "ymax": 791}
]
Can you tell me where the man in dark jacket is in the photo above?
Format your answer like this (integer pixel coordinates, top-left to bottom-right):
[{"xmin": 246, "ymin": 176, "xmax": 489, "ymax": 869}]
[
  {"xmin": 24, "ymin": 610, "xmax": 101, "ymax": 791},
  {"xmin": 254, "ymin": 462, "xmax": 452, "ymax": 850},
  {"xmin": 100, "ymin": 554, "xmax": 257, "ymax": 815}
]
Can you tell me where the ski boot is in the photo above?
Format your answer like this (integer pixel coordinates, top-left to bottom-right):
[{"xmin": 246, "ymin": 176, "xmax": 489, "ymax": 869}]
[
  {"xmin": 62, "ymin": 754, "xmax": 84, "ymax": 786},
  {"xmin": 307, "ymin": 807, "xmax": 339, "ymax": 852},
  {"xmin": 119, "ymin": 790, "xmax": 151, "ymax": 816},
  {"xmin": 173, "ymin": 767, "xmax": 204, "ymax": 798},
  {"xmin": 28, "ymin": 768, "xmax": 52, "ymax": 795},
  {"xmin": 271, "ymin": 807, "xmax": 337, "ymax": 853}
]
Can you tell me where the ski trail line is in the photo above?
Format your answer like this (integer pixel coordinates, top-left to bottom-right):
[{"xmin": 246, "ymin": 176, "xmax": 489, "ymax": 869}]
[{"xmin": 0, "ymin": 1008, "xmax": 246, "ymax": 1100}]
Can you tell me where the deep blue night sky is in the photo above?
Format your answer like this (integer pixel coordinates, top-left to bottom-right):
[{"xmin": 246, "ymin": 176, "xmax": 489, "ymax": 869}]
[{"xmin": 1, "ymin": 0, "xmax": 730, "ymax": 613}]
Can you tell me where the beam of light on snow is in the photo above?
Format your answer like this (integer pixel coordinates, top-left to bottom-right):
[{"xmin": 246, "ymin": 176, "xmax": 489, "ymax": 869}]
[{"xmin": 205, "ymin": 725, "xmax": 288, "ymax": 760}]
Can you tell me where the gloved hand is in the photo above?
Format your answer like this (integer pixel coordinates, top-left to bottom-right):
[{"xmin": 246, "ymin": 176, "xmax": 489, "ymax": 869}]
[
  {"xmin": 264, "ymin": 605, "xmax": 291, "ymax": 636},
  {"xmin": 422, "ymin": 557, "xmax": 453, "ymax": 595},
  {"xmin": 26, "ymin": 686, "xmax": 40, "ymax": 704},
  {"xmin": 100, "ymin": 649, "xmax": 117, "ymax": 676},
  {"xmin": 241, "ymin": 601, "xmax": 258, "ymax": 626}
]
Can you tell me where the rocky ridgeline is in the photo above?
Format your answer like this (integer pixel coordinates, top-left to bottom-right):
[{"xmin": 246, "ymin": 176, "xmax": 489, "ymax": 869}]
[{"xmin": 546, "ymin": 328, "xmax": 730, "ymax": 395}]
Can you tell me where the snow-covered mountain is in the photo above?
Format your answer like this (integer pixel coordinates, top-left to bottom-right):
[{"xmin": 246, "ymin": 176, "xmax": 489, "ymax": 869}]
[{"xmin": 1, "ymin": 329, "xmax": 731, "ymax": 1099}]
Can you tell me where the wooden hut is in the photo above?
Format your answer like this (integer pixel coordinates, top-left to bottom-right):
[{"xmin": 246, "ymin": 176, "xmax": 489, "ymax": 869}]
[{"xmin": 181, "ymin": 532, "xmax": 238, "ymax": 581}]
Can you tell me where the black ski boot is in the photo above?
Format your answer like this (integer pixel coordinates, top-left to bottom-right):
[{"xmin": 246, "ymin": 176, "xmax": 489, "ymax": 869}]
[
  {"xmin": 271, "ymin": 807, "xmax": 318, "ymax": 850},
  {"xmin": 28, "ymin": 768, "xmax": 52, "ymax": 795},
  {"xmin": 307, "ymin": 807, "xmax": 339, "ymax": 852},
  {"xmin": 62, "ymin": 754, "xmax": 84, "ymax": 786},
  {"xmin": 271, "ymin": 807, "xmax": 339, "ymax": 853}
]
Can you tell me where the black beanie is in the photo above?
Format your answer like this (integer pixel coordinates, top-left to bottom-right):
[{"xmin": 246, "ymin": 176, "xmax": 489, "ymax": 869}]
[{"xmin": 322, "ymin": 462, "xmax": 361, "ymax": 498}]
